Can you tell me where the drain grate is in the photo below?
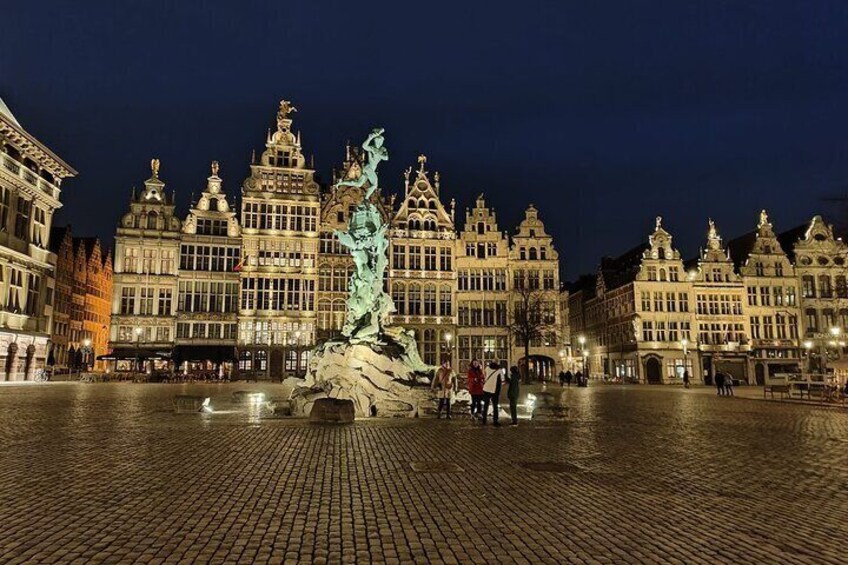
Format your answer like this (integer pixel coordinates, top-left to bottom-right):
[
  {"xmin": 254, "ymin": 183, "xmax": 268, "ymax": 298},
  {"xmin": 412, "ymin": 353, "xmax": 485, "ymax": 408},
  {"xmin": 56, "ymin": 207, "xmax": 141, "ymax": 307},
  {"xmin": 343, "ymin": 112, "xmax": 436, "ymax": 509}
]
[
  {"xmin": 519, "ymin": 461, "xmax": 581, "ymax": 473},
  {"xmin": 409, "ymin": 461, "xmax": 464, "ymax": 473}
]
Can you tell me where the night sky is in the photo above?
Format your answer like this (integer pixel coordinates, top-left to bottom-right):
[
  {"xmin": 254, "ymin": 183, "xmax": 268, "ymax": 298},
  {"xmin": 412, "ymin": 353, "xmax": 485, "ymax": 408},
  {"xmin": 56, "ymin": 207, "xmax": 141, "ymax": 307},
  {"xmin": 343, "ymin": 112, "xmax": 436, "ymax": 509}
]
[{"xmin": 3, "ymin": 1, "xmax": 848, "ymax": 279}]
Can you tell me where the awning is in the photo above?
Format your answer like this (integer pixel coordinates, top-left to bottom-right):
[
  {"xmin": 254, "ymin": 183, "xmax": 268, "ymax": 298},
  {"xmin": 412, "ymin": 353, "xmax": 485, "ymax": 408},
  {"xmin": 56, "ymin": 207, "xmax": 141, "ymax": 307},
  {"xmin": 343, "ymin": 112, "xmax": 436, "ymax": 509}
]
[
  {"xmin": 98, "ymin": 348, "xmax": 172, "ymax": 361},
  {"xmin": 172, "ymin": 345, "xmax": 237, "ymax": 364}
]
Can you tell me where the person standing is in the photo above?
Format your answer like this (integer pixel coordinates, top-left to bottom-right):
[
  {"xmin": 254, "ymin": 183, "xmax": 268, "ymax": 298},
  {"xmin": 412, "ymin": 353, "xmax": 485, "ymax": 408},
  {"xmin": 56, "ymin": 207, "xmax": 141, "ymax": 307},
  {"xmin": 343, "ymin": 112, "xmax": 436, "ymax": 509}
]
[
  {"xmin": 682, "ymin": 370, "xmax": 690, "ymax": 389},
  {"xmin": 558, "ymin": 369, "xmax": 566, "ymax": 387},
  {"xmin": 565, "ymin": 370, "xmax": 573, "ymax": 387},
  {"xmin": 482, "ymin": 361, "xmax": 505, "ymax": 426},
  {"xmin": 724, "ymin": 373, "xmax": 734, "ymax": 397},
  {"xmin": 431, "ymin": 361, "xmax": 455, "ymax": 419},
  {"xmin": 507, "ymin": 365, "xmax": 521, "ymax": 426},
  {"xmin": 715, "ymin": 372, "xmax": 724, "ymax": 396},
  {"xmin": 466, "ymin": 359, "xmax": 485, "ymax": 419}
]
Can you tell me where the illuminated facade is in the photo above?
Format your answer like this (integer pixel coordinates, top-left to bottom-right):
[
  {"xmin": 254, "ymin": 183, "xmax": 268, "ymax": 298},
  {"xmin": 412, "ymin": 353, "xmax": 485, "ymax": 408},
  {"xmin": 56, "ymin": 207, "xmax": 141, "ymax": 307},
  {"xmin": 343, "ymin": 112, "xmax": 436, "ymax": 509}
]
[
  {"xmin": 109, "ymin": 160, "xmax": 181, "ymax": 371},
  {"xmin": 455, "ymin": 195, "xmax": 510, "ymax": 371},
  {"xmin": 789, "ymin": 216, "xmax": 848, "ymax": 377},
  {"xmin": 175, "ymin": 162, "xmax": 241, "ymax": 375},
  {"xmin": 729, "ymin": 211, "xmax": 801, "ymax": 384},
  {"xmin": 690, "ymin": 220, "xmax": 751, "ymax": 384},
  {"xmin": 508, "ymin": 205, "xmax": 562, "ymax": 379},
  {"xmin": 571, "ymin": 218, "xmax": 697, "ymax": 383},
  {"xmin": 388, "ymin": 156, "xmax": 457, "ymax": 367},
  {"xmin": 237, "ymin": 101, "xmax": 320, "ymax": 379},
  {"xmin": 0, "ymin": 98, "xmax": 75, "ymax": 380}
]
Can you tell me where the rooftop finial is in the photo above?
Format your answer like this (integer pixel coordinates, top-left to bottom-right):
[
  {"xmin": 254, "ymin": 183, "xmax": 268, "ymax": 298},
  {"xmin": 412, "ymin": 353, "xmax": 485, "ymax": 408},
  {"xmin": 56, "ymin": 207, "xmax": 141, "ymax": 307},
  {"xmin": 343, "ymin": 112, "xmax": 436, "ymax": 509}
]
[
  {"xmin": 150, "ymin": 158, "xmax": 160, "ymax": 178},
  {"xmin": 758, "ymin": 209, "xmax": 769, "ymax": 228},
  {"xmin": 655, "ymin": 216, "xmax": 663, "ymax": 229},
  {"xmin": 277, "ymin": 99, "xmax": 297, "ymax": 130},
  {"xmin": 211, "ymin": 160, "xmax": 219, "ymax": 176},
  {"xmin": 417, "ymin": 154, "xmax": 427, "ymax": 173}
]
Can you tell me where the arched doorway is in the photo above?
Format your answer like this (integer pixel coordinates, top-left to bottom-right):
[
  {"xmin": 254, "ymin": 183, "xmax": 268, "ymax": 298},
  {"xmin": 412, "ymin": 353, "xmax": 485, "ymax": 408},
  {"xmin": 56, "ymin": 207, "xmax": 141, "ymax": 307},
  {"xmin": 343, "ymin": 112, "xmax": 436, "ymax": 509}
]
[
  {"xmin": 519, "ymin": 355, "xmax": 556, "ymax": 382},
  {"xmin": 755, "ymin": 363, "xmax": 766, "ymax": 386},
  {"xmin": 645, "ymin": 357, "xmax": 662, "ymax": 384}
]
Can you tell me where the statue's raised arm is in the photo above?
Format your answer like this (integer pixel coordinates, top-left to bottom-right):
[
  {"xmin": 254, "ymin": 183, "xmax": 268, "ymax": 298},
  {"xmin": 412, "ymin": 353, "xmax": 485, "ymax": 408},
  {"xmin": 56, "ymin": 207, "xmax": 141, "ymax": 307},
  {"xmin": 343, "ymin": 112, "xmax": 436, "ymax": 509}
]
[{"xmin": 336, "ymin": 127, "xmax": 387, "ymax": 200}]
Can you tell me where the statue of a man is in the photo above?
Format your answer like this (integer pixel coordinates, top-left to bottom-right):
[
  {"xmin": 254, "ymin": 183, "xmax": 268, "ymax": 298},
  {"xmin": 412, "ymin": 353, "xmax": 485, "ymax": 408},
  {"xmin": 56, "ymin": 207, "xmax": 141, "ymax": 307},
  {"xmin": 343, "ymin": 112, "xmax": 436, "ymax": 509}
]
[{"xmin": 337, "ymin": 127, "xmax": 387, "ymax": 199}]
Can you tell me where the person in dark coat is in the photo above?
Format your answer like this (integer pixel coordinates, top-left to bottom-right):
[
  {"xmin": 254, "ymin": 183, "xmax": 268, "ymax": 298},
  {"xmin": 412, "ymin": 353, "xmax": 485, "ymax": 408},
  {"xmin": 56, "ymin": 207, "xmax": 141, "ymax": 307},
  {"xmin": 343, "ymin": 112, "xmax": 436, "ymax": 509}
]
[
  {"xmin": 723, "ymin": 373, "xmax": 734, "ymax": 396},
  {"xmin": 507, "ymin": 366, "xmax": 521, "ymax": 426},
  {"xmin": 715, "ymin": 372, "xmax": 725, "ymax": 396},
  {"xmin": 682, "ymin": 370, "xmax": 690, "ymax": 389},
  {"xmin": 564, "ymin": 370, "xmax": 573, "ymax": 387}
]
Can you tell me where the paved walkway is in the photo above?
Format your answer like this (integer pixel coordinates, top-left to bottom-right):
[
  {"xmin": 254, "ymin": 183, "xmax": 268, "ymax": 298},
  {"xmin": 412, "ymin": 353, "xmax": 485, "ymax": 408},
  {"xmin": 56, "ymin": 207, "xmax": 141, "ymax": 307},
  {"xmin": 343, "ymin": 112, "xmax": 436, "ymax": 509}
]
[{"xmin": 0, "ymin": 383, "xmax": 846, "ymax": 564}]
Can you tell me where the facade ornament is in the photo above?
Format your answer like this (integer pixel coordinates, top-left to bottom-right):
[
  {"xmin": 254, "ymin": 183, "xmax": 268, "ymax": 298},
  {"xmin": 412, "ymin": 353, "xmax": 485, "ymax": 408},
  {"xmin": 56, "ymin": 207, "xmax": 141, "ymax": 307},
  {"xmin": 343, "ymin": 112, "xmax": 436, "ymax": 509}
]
[
  {"xmin": 758, "ymin": 209, "xmax": 769, "ymax": 228},
  {"xmin": 211, "ymin": 160, "xmax": 219, "ymax": 176},
  {"xmin": 150, "ymin": 158, "xmax": 160, "ymax": 178},
  {"xmin": 655, "ymin": 216, "xmax": 663, "ymax": 230},
  {"xmin": 277, "ymin": 99, "xmax": 297, "ymax": 130},
  {"xmin": 417, "ymin": 154, "xmax": 427, "ymax": 173},
  {"xmin": 708, "ymin": 218, "xmax": 717, "ymax": 240}
]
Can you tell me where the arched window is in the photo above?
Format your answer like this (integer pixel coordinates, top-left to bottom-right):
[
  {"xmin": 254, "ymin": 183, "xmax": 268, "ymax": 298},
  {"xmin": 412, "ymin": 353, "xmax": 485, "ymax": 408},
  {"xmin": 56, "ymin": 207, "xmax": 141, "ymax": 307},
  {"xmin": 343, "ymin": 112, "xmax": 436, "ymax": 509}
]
[
  {"xmin": 392, "ymin": 282, "xmax": 406, "ymax": 315},
  {"xmin": 146, "ymin": 211, "xmax": 158, "ymax": 230},
  {"xmin": 408, "ymin": 283, "xmax": 421, "ymax": 315},
  {"xmin": 477, "ymin": 222, "xmax": 485, "ymax": 235},
  {"xmin": 318, "ymin": 266, "xmax": 331, "ymax": 291},
  {"xmin": 659, "ymin": 268, "xmax": 667, "ymax": 282},
  {"xmin": 657, "ymin": 247, "xmax": 666, "ymax": 260},
  {"xmin": 529, "ymin": 247, "xmax": 538, "ymax": 260},
  {"xmin": 428, "ymin": 200, "xmax": 436, "ymax": 210},
  {"xmin": 540, "ymin": 247, "xmax": 547, "ymax": 260},
  {"xmin": 331, "ymin": 300, "xmax": 346, "ymax": 330},
  {"xmin": 317, "ymin": 300, "xmax": 332, "ymax": 330},
  {"xmin": 819, "ymin": 275, "xmax": 833, "ymax": 298},
  {"xmin": 407, "ymin": 198, "xmax": 416, "ymax": 208},
  {"xmin": 520, "ymin": 247, "xmax": 526, "ymax": 260},
  {"xmin": 418, "ymin": 198, "xmax": 427, "ymax": 209}
]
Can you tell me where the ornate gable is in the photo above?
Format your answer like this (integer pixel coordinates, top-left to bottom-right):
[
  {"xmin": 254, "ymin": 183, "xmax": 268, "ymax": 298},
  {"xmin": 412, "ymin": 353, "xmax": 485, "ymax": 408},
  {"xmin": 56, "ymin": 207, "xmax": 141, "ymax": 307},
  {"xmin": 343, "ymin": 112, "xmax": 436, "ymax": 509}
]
[
  {"xmin": 695, "ymin": 219, "xmax": 740, "ymax": 283},
  {"xmin": 391, "ymin": 154, "xmax": 455, "ymax": 237},
  {"xmin": 183, "ymin": 161, "xmax": 241, "ymax": 238},
  {"xmin": 635, "ymin": 216, "xmax": 685, "ymax": 281}
]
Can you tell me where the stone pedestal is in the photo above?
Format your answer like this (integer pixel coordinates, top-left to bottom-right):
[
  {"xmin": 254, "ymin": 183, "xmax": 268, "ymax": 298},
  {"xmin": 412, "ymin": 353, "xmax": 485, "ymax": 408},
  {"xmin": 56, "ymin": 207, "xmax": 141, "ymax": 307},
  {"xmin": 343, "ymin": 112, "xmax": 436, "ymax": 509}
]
[{"xmin": 291, "ymin": 334, "xmax": 433, "ymax": 419}]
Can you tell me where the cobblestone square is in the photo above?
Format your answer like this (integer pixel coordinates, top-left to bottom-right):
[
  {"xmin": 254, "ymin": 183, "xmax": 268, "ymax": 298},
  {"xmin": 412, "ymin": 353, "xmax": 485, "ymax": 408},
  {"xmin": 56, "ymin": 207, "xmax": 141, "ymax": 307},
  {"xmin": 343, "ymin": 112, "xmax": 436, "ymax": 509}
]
[{"xmin": 1, "ymin": 383, "xmax": 846, "ymax": 564}]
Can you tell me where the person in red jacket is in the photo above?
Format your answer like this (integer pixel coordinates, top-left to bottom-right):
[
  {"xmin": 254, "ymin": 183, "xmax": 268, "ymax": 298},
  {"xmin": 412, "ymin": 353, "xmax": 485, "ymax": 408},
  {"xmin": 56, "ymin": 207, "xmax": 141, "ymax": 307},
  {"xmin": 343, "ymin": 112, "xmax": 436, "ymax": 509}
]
[{"xmin": 467, "ymin": 359, "xmax": 485, "ymax": 419}]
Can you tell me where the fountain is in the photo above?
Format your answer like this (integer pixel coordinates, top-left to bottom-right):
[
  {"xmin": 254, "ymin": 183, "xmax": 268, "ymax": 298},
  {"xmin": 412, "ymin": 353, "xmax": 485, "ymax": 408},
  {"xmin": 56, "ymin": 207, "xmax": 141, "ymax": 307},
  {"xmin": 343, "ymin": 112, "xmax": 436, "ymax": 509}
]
[{"xmin": 291, "ymin": 129, "xmax": 433, "ymax": 419}]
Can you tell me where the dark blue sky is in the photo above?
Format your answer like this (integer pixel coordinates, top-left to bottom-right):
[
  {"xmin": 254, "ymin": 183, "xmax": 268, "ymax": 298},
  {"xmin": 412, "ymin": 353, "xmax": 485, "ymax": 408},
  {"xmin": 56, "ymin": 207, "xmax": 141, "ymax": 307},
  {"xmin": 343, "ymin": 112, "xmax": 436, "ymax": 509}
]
[{"xmin": 3, "ymin": 1, "xmax": 848, "ymax": 278}]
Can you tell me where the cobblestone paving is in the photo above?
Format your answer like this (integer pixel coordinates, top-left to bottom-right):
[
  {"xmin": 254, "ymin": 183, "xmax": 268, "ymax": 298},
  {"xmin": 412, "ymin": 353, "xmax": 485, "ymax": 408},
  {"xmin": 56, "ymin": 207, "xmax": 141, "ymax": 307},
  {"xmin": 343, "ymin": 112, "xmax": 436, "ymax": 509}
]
[{"xmin": 1, "ymin": 383, "xmax": 846, "ymax": 564}]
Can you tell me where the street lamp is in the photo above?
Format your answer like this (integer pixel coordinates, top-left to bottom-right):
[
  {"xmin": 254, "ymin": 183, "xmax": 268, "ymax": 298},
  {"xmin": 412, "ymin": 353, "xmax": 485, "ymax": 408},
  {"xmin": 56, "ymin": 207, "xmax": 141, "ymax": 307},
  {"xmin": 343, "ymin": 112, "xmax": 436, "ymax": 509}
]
[
  {"xmin": 82, "ymin": 338, "xmax": 92, "ymax": 372},
  {"xmin": 134, "ymin": 327, "xmax": 143, "ymax": 374},
  {"xmin": 578, "ymin": 335, "xmax": 587, "ymax": 377},
  {"xmin": 443, "ymin": 332, "xmax": 453, "ymax": 365}
]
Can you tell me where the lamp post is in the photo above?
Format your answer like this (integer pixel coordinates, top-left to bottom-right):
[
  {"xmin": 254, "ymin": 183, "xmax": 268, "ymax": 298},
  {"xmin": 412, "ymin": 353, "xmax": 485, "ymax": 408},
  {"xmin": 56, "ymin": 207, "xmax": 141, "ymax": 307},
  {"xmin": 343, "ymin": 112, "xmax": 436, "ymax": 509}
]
[
  {"xmin": 681, "ymin": 338, "xmax": 690, "ymax": 385},
  {"xmin": 578, "ymin": 335, "xmax": 587, "ymax": 377},
  {"xmin": 443, "ymin": 332, "xmax": 453, "ymax": 366},
  {"xmin": 134, "ymin": 327, "xmax": 143, "ymax": 375},
  {"xmin": 82, "ymin": 338, "xmax": 92, "ymax": 372}
]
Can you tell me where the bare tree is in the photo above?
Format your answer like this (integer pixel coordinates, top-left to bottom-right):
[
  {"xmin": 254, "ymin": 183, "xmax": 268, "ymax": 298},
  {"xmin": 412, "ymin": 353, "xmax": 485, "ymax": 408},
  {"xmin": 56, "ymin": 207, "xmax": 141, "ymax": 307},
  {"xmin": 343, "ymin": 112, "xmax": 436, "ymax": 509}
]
[{"xmin": 509, "ymin": 285, "xmax": 557, "ymax": 382}]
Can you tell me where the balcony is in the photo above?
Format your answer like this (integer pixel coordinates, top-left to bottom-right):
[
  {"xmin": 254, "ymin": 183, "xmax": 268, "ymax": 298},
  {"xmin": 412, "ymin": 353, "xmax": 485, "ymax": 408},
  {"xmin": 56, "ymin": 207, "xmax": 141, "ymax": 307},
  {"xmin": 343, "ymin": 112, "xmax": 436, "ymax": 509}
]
[{"xmin": 1, "ymin": 154, "xmax": 61, "ymax": 201}]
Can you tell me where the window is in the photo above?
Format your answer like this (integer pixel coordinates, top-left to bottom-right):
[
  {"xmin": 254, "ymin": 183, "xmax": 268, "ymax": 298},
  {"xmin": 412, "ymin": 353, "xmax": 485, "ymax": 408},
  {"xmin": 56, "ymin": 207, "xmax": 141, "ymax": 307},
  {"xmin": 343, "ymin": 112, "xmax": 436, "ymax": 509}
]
[
  {"xmin": 805, "ymin": 309, "xmax": 818, "ymax": 333},
  {"xmin": 755, "ymin": 262, "xmax": 764, "ymax": 276},
  {"xmin": 763, "ymin": 316, "xmax": 774, "ymax": 339},
  {"xmin": 747, "ymin": 287, "xmax": 757, "ymax": 306},
  {"xmin": 392, "ymin": 283, "xmax": 405, "ymax": 315},
  {"xmin": 819, "ymin": 275, "xmax": 833, "ymax": 298},
  {"xmin": 424, "ymin": 247, "xmax": 436, "ymax": 271},
  {"xmin": 120, "ymin": 287, "xmax": 136, "ymax": 315},
  {"xmin": 647, "ymin": 266, "xmax": 657, "ymax": 281},
  {"xmin": 775, "ymin": 262, "xmax": 784, "ymax": 276},
  {"xmin": 0, "ymin": 185, "xmax": 9, "ymax": 229},
  {"xmin": 759, "ymin": 287, "xmax": 770, "ymax": 307},
  {"xmin": 439, "ymin": 285, "xmax": 451, "ymax": 316},
  {"xmin": 423, "ymin": 285, "xmax": 436, "ymax": 316},
  {"xmin": 678, "ymin": 293, "xmax": 689, "ymax": 312},
  {"xmin": 653, "ymin": 292, "xmax": 664, "ymax": 312},
  {"xmin": 750, "ymin": 316, "xmax": 761, "ymax": 339},
  {"xmin": 640, "ymin": 291, "xmax": 651, "ymax": 312},
  {"xmin": 139, "ymin": 288, "xmax": 154, "ymax": 315},
  {"xmin": 440, "ymin": 247, "xmax": 451, "ymax": 271},
  {"xmin": 666, "ymin": 292, "xmax": 676, "ymax": 312},
  {"xmin": 393, "ymin": 245, "xmax": 406, "ymax": 269},
  {"xmin": 409, "ymin": 246, "xmax": 421, "ymax": 270},
  {"xmin": 158, "ymin": 289, "xmax": 172, "ymax": 315},
  {"xmin": 408, "ymin": 284, "xmax": 421, "ymax": 315},
  {"xmin": 14, "ymin": 197, "xmax": 31, "ymax": 241},
  {"xmin": 25, "ymin": 274, "xmax": 40, "ymax": 316},
  {"xmin": 801, "ymin": 275, "xmax": 815, "ymax": 298},
  {"xmin": 642, "ymin": 321, "xmax": 654, "ymax": 342}
]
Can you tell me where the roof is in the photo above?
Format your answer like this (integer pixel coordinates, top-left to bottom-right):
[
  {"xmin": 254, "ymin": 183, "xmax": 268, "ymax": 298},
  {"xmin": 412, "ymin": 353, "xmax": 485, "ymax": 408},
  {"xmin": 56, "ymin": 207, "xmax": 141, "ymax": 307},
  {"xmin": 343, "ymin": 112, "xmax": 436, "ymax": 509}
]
[
  {"xmin": 776, "ymin": 223, "xmax": 810, "ymax": 262},
  {"xmin": 49, "ymin": 225, "xmax": 71, "ymax": 253},
  {"xmin": 725, "ymin": 230, "xmax": 758, "ymax": 271},
  {"xmin": 0, "ymin": 98, "xmax": 20, "ymax": 127},
  {"xmin": 74, "ymin": 236, "xmax": 100, "ymax": 260},
  {"xmin": 598, "ymin": 242, "xmax": 649, "ymax": 290}
]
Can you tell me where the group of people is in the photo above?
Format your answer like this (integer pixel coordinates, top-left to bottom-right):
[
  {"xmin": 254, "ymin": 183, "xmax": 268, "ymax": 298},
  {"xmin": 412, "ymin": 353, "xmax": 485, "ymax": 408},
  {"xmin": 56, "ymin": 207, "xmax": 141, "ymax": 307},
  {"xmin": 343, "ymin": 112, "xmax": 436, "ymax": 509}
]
[
  {"xmin": 713, "ymin": 372, "xmax": 735, "ymax": 396},
  {"xmin": 430, "ymin": 359, "xmax": 521, "ymax": 426},
  {"xmin": 557, "ymin": 369, "xmax": 587, "ymax": 387}
]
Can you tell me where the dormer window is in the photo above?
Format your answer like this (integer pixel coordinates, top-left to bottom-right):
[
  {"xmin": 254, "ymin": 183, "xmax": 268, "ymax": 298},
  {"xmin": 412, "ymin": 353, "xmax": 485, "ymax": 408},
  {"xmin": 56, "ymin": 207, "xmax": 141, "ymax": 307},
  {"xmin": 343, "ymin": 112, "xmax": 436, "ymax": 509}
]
[
  {"xmin": 657, "ymin": 247, "xmax": 666, "ymax": 260},
  {"xmin": 477, "ymin": 222, "xmax": 485, "ymax": 235}
]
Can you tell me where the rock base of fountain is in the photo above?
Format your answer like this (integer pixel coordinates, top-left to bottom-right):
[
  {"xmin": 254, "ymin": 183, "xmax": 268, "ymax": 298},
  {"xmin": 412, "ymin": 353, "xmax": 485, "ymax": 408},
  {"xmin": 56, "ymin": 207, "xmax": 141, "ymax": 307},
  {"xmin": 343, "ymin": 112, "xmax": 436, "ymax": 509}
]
[{"xmin": 291, "ymin": 332, "xmax": 433, "ymax": 419}]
